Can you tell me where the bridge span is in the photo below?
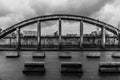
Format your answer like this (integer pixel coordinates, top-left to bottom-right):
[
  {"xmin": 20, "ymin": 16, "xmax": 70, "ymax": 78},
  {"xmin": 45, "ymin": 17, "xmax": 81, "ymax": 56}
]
[{"xmin": 0, "ymin": 14, "xmax": 120, "ymax": 51}]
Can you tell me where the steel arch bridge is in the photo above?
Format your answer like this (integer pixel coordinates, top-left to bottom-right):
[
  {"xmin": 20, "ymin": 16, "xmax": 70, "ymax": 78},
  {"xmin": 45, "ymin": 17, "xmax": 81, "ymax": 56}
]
[{"xmin": 0, "ymin": 14, "xmax": 120, "ymax": 51}]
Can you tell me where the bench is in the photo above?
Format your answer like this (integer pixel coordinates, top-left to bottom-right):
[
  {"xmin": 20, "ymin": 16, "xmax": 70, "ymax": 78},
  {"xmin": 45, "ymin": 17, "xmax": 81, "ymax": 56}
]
[
  {"xmin": 6, "ymin": 52, "xmax": 20, "ymax": 58},
  {"xmin": 99, "ymin": 62, "xmax": 120, "ymax": 73},
  {"xmin": 112, "ymin": 53, "xmax": 120, "ymax": 58},
  {"xmin": 59, "ymin": 53, "xmax": 71, "ymax": 58},
  {"xmin": 23, "ymin": 62, "xmax": 45, "ymax": 74},
  {"xmin": 61, "ymin": 62, "xmax": 83, "ymax": 73},
  {"xmin": 86, "ymin": 53, "xmax": 100, "ymax": 58},
  {"xmin": 32, "ymin": 52, "xmax": 45, "ymax": 58}
]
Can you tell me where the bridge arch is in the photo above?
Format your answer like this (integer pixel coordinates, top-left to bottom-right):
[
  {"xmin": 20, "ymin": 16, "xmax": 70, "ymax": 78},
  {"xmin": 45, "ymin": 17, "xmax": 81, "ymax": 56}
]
[
  {"xmin": 0, "ymin": 14, "xmax": 120, "ymax": 50},
  {"xmin": 0, "ymin": 14, "xmax": 120, "ymax": 38}
]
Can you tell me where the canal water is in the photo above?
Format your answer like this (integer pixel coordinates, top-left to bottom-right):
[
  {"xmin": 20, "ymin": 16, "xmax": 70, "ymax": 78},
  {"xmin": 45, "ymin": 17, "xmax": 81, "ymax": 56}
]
[{"xmin": 0, "ymin": 51, "xmax": 120, "ymax": 80}]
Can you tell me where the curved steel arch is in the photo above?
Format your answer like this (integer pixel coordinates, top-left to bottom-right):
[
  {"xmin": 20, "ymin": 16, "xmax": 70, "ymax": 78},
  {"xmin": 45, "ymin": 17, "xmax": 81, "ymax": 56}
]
[{"xmin": 0, "ymin": 14, "xmax": 119, "ymax": 38}]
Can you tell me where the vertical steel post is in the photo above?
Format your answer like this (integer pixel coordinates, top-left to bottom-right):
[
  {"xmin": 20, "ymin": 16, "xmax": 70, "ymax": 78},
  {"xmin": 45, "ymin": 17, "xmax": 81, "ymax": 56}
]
[
  {"xmin": 16, "ymin": 27, "xmax": 20, "ymax": 50},
  {"xmin": 37, "ymin": 21, "xmax": 41, "ymax": 49},
  {"xmin": 10, "ymin": 37, "xmax": 11, "ymax": 47},
  {"xmin": 118, "ymin": 33, "xmax": 120, "ymax": 47},
  {"xmin": 59, "ymin": 18, "xmax": 62, "ymax": 49},
  {"xmin": 80, "ymin": 21, "xmax": 83, "ymax": 48},
  {"xmin": 101, "ymin": 26, "xmax": 106, "ymax": 48}
]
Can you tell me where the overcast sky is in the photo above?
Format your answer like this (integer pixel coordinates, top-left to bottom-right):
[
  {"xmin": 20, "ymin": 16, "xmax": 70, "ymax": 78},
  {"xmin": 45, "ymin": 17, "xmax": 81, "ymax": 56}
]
[{"xmin": 0, "ymin": 0, "xmax": 119, "ymax": 34}]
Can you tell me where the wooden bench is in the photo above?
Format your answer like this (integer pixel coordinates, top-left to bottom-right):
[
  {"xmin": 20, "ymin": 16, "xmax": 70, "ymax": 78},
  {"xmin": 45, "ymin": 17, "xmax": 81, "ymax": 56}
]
[
  {"xmin": 32, "ymin": 52, "xmax": 45, "ymax": 58},
  {"xmin": 6, "ymin": 52, "xmax": 20, "ymax": 58},
  {"xmin": 112, "ymin": 53, "xmax": 120, "ymax": 58},
  {"xmin": 59, "ymin": 52, "xmax": 71, "ymax": 58},
  {"xmin": 86, "ymin": 53, "xmax": 100, "ymax": 58},
  {"xmin": 99, "ymin": 62, "xmax": 120, "ymax": 73},
  {"xmin": 23, "ymin": 62, "xmax": 45, "ymax": 74},
  {"xmin": 61, "ymin": 62, "xmax": 83, "ymax": 73}
]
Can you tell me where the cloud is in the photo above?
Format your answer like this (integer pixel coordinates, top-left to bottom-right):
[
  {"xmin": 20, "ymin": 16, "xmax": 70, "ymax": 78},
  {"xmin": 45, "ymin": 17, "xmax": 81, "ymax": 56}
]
[
  {"xmin": 30, "ymin": 0, "xmax": 113, "ymax": 17},
  {"xmin": 96, "ymin": 0, "xmax": 120, "ymax": 27},
  {"xmin": 0, "ymin": 1, "xmax": 11, "ymax": 17},
  {"xmin": 0, "ymin": 0, "xmax": 36, "ymax": 29},
  {"xmin": 29, "ymin": 0, "xmax": 114, "ymax": 28},
  {"xmin": 0, "ymin": 0, "xmax": 118, "ymax": 32}
]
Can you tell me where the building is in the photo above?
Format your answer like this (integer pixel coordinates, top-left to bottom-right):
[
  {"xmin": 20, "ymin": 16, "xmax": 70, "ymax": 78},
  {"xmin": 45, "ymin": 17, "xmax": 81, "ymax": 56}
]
[{"xmin": 22, "ymin": 31, "xmax": 37, "ymax": 37}]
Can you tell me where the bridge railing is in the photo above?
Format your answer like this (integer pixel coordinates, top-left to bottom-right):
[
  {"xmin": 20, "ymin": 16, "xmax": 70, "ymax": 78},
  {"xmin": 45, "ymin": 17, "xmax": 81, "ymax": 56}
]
[{"xmin": 0, "ymin": 36, "xmax": 118, "ymax": 49}]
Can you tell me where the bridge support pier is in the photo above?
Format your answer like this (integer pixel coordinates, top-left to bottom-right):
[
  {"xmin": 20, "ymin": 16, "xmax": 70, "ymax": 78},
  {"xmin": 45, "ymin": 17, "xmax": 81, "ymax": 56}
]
[
  {"xmin": 101, "ymin": 26, "xmax": 106, "ymax": 48},
  {"xmin": 80, "ymin": 21, "xmax": 83, "ymax": 48},
  {"xmin": 37, "ymin": 21, "xmax": 41, "ymax": 49},
  {"xmin": 16, "ymin": 27, "xmax": 21, "ymax": 50},
  {"xmin": 59, "ymin": 18, "xmax": 62, "ymax": 49}
]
